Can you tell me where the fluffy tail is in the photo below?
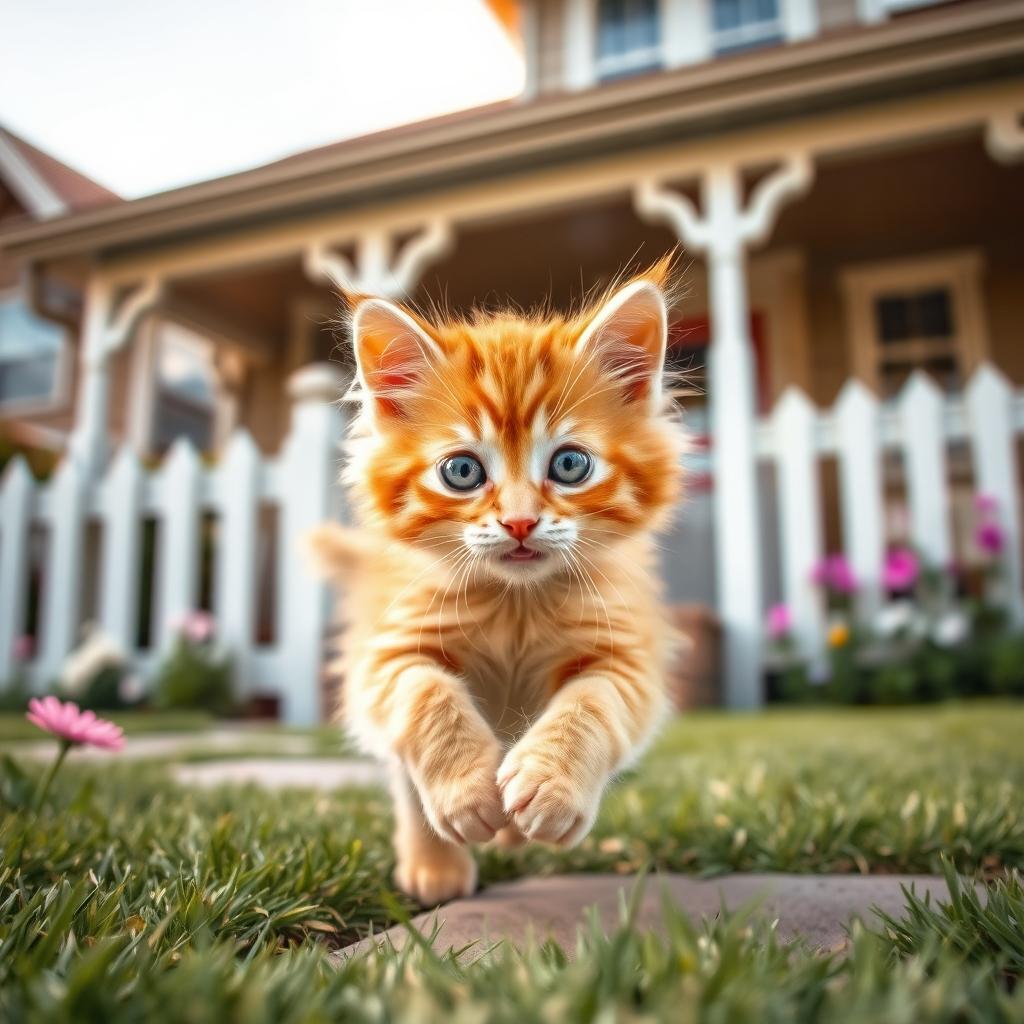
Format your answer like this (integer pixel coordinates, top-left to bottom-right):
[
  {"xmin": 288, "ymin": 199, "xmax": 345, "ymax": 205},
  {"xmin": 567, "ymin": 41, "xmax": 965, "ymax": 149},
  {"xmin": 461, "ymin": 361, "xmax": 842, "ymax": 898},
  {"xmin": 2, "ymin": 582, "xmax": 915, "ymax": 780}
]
[{"xmin": 304, "ymin": 522, "xmax": 367, "ymax": 582}]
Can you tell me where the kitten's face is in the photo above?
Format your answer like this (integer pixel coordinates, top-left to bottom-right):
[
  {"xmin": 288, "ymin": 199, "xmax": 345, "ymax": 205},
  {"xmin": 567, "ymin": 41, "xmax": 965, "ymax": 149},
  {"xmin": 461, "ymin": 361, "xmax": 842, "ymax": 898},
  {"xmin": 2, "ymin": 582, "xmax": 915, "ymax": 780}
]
[{"xmin": 348, "ymin": 271, "xmax": 683, "ymax": 587}]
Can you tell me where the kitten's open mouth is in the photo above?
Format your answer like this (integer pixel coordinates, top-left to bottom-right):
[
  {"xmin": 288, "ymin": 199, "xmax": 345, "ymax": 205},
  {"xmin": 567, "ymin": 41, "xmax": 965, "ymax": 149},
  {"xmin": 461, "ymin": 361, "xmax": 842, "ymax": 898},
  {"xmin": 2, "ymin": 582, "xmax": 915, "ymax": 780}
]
[{"xmin": 501, "ymin": 545, "xmax": 544, "ymax": 562}]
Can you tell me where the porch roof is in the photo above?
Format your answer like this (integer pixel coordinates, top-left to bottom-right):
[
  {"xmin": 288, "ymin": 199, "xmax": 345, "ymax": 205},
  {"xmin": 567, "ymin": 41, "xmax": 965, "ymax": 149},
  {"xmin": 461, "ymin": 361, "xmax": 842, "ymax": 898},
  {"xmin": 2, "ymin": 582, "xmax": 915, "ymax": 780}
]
[{"xmin": 1, "ymin": 0, "xmax": 1022, "ymax": 267}]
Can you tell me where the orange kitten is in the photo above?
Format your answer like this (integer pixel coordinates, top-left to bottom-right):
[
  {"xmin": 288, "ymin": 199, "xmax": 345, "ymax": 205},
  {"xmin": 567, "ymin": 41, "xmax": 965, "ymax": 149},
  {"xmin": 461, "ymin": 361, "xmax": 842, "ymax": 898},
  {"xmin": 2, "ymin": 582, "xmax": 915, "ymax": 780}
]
[{"xmin": 310, "ymin": 262, "xmax": 684, "ymax": 906}]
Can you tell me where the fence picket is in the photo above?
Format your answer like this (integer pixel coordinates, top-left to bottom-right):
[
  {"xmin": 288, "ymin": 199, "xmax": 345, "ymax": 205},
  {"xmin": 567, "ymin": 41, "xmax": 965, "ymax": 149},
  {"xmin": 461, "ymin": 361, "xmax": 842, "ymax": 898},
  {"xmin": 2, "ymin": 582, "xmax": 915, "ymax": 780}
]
[
  {"xmin": 966, "ymin": 363, "xmax": 1024, "ymax": 624},
  {"xmin": 772, "ymin": 388, "xmax": 825, "ymax": 664},
  {"xmin": 39, "ymin": 458, "xmax": 87, "ymax": 684},
  {"xmin": 99, "ymin": 448, "xmax": 144, "ymax": 652},
  {"xmin": 834, "ymin": 380, "xmax": 885, "ymax": 621},
  {"xmin": 898, "ymin": 372, "xmax": 951, "ymax": 570},
  {"xmin": 278, "ymin": 365, "xmax": 344, "ymax": 725},
  {"xmin": 157, "ymin": 439, "xmax": 202, "ymax": 650},
  {"xmin": 0, "ymin": 458, "xmax": 34, "ymax": 682},
  {"xmin": 214, "ymin": 431, "xmax": 261, "ymax": 696}
]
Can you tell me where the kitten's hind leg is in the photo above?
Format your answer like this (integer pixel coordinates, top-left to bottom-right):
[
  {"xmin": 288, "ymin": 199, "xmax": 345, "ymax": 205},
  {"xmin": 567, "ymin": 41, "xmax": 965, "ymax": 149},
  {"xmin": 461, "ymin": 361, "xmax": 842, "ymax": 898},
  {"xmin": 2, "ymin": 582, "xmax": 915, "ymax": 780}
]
[{"xmin": 391, "ymin": 763, "xmax": 477, "ymax": 907}]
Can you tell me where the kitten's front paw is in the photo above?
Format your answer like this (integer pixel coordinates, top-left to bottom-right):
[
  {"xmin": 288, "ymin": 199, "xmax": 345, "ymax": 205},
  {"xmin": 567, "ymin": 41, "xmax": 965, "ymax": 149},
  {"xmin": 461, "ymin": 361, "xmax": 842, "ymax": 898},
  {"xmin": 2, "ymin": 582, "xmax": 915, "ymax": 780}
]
[
  {"xmin": 414, "ymin": 751, "xmax": 506, "ymax": 845},
  {"xmin": 496, "ymin": 744, "xmax": 602, "ymax": 847},
  {"xmin": 395, "ymin": 843, "xmax": 477, "ymax": 906}
]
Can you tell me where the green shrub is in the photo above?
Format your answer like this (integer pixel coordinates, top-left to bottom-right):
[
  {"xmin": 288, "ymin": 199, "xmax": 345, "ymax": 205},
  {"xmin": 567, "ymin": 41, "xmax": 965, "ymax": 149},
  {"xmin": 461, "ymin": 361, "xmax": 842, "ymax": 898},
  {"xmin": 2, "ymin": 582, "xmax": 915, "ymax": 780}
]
[{"xmin": 152, "ymin": 637, "xmax": 234, "ymax": 714}]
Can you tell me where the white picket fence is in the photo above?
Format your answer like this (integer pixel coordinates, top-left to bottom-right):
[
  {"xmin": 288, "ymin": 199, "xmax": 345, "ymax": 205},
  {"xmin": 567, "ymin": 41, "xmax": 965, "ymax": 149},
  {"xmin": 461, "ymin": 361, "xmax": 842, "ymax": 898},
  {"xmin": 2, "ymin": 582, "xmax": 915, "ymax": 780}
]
[
  {"xmin": 0, "ymin": 363, "xmax": 345, "ymax": 725},
  {"xmin": 755, "ymin": 364, "xmax": 1024, "ymax": 667},
  {"xmin": 1, "ymin": 361, "xmax": 1022, "ymax": 716}
]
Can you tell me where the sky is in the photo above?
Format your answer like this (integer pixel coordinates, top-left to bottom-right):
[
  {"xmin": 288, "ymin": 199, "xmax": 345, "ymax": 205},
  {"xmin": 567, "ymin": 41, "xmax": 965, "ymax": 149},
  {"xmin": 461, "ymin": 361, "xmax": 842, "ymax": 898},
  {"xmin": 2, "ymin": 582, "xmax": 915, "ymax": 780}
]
[{"xmin": 0, "ymin": 0, "xmax": 524, "ymax": 199}]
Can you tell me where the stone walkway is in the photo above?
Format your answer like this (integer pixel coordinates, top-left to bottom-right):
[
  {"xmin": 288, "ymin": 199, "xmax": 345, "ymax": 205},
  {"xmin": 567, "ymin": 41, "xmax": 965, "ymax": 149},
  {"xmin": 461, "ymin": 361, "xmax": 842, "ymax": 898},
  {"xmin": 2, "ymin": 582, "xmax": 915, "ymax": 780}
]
[{"xmin": 339, "ymin": 872, "xmax": 958, "ymax": 963}]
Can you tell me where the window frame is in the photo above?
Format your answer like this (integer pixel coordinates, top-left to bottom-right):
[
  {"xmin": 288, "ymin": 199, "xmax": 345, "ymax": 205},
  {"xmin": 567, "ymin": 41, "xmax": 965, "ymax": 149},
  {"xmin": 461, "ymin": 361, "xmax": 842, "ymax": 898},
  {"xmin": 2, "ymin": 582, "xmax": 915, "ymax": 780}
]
[
  {"xmin": 0, "ymin": 286, "xmax": 72, "ymax": 415},
  {"xmin": 839, "ymin": 249, "xmax": 989, "ymax": 396},
  {"xmin": 563, "ymin": 0, "xmax": 816, "ymax": 90}
]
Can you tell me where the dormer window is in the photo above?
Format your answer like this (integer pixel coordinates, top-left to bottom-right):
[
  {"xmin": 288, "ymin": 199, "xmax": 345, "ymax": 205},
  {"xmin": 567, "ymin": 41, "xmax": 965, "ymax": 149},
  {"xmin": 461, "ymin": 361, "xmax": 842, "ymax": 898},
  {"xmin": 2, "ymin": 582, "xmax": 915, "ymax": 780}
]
[
  {"xmin": 711, "ymin": 0, "xmax": 785, "ymax": 54},
  {"xmin": 595, "ymin": 0, "xmax": 662, "ymax": 80}
]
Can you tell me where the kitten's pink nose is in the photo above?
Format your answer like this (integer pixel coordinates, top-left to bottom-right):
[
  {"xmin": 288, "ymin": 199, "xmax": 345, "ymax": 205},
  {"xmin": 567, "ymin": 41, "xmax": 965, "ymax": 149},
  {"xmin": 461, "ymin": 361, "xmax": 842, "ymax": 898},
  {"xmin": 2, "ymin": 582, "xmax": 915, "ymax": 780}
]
[{"xmin": 500, "ymin": 516, "xmax": 538, "ymax": 542}]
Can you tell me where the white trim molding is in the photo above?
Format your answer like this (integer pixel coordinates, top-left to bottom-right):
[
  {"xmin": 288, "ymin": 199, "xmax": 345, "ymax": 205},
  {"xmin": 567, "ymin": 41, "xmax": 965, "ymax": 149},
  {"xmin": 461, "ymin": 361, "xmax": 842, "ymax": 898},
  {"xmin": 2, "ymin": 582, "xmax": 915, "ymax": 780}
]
[
  {"xmin": 0, "ymin": 132, "xmax": 67, "ymax": 220},
  {"xmin": 840, "ymin": 248, "xmax": 989, "ymax": 395}
]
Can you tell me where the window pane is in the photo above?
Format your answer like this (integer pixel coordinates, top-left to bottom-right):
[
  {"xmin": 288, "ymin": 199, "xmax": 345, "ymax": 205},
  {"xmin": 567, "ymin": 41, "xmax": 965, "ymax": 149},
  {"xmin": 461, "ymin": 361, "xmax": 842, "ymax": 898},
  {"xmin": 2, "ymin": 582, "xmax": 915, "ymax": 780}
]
[
  {"xmin": 597, "ymin": 0, "xmax": 659, "ymax": 57},
  {"xmin": 916, "ymin": 289, "xmax": 953, "ymax": 339},
  {"xmin": 0, "ymin": 354, "xmax": 57, "ymax": 403},
  {"xmin": 752, "ymin": 0, "xmax": 780, "ymax": 20},
  {"xmin": 713, "ymin": 0, "xmax": 742, "ymax": 31},
  {"xmin": 152, "ymin": 323, "xmax": 217, "ymax": 453},
  {"xmin": 0, "ymin": 295, "xmax": 64, "ymax": 404},
  {"xmin": 875, "ymin": 295, "xmax": 912, "ymax": 344}
]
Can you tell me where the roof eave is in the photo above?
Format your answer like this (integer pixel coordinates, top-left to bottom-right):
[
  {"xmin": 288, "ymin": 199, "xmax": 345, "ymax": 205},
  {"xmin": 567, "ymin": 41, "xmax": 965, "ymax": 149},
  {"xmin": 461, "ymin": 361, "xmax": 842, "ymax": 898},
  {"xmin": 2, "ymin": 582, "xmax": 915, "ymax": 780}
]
[{"xmin": 2, "ymin": 0, "xmax": 1023, "ymax": 266}]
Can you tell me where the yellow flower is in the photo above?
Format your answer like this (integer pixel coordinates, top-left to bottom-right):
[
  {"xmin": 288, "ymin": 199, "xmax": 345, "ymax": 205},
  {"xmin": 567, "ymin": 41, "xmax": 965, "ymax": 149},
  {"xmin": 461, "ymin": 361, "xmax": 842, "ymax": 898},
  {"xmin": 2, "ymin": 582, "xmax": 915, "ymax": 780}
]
[{"xmin": 827, "ymin": 622, "xmax": 850, "ymax": 648}]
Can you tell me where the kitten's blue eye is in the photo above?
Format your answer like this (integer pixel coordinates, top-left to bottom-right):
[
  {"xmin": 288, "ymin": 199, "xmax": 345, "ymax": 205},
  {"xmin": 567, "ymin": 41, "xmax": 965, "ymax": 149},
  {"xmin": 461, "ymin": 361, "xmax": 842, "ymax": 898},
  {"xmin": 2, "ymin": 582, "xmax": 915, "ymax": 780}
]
[
  {"xmin": 439, "ymin": 454, "xmax": 486, "ymax": 491},
  {"xmin": 549, "ymin": 448, "xmax": 592, "ymax": 485}
]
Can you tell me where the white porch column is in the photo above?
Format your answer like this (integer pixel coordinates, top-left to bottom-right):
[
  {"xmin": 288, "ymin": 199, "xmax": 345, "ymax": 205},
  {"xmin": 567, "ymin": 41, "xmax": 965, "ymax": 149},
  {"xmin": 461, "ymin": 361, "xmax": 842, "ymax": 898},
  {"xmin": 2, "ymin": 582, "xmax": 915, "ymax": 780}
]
[
  {"xmin": 69, "ymin": 276, "xmax": 164, "ymax": 474},
  {"xmin": 69, "ymin": 280, "xmax": 115, "ymax": 475},
  {"xmin": 635, "ymin": 156, "xmax": 813, "ymax": 708},
  {"xmin": 278, "ymin": 364, "xmax": 345, "ymax": 725}
]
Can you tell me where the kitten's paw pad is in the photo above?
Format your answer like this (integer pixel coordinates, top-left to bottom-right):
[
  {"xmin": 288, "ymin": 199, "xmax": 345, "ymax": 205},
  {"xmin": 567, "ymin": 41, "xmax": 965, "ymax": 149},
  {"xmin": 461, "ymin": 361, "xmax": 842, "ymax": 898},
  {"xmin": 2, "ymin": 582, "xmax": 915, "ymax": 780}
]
[
  {"xmin": 418, "ymin": 765, "xmax": 506, "ymax": 845},
  {"xmin": 395, "ymin": 846, "xmax": 477, "ymax": 906},
  {"xmin": 497, "ymin": 750, "xmax": 600, "ymax": 847}
]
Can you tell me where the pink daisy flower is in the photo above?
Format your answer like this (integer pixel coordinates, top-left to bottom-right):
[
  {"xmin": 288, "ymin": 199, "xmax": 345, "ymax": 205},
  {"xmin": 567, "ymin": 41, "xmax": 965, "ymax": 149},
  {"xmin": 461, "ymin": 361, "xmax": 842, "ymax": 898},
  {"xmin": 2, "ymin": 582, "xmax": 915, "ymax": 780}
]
[{"xmin": 26, "ymin": 696, "xmax": 125, "ymax": 751}]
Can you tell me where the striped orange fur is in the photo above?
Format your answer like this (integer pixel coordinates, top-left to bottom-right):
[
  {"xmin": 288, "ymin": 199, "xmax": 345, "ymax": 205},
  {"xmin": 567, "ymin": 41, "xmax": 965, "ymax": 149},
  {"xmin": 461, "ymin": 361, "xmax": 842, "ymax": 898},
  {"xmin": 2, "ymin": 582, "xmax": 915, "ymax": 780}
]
[{"xmin": 310, "ymin": 260, "xmax": 685, "ymax": 906}]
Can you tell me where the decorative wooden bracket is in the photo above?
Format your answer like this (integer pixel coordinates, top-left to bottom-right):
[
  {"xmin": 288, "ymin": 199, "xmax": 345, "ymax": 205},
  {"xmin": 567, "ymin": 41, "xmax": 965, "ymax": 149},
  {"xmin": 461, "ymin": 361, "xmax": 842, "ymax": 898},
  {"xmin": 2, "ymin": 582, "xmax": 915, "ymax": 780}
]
[
  {"xmin": 634, "ymin": 154, "xmax": 814, "ymax": 254},
  {"xmin": 303, "ymin": 220, "xmax": 453, "ymax": 299}
]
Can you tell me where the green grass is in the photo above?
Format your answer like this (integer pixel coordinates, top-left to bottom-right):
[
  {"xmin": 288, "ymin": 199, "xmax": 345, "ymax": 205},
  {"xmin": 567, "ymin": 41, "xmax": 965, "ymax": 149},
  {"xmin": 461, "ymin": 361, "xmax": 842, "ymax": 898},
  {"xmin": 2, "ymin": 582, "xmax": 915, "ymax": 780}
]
[
  {"xmin": 0, "ymin": 710, "xmax": 217, "ymax": 743},
  {"xmin": 2, "ymin": 703, "xmax": 1023, "ymax": 1021}
]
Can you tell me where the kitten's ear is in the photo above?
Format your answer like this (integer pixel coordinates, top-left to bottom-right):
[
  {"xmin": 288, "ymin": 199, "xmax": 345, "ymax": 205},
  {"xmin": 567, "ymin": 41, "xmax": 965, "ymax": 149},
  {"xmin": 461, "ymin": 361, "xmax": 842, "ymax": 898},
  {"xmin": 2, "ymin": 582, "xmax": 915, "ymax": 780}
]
[
  {"xmin": 351, "ymin": 298, "xmax": 443, "ymax": 424},
  {"xmin": 576, "ymin": 280, "xmax": 668, "ymax": 412}
]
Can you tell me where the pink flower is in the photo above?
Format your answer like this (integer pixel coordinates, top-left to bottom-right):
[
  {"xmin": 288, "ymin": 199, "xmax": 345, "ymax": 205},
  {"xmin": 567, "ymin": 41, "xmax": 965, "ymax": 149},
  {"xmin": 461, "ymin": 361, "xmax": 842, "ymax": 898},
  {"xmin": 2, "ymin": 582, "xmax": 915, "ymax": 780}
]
[
  {"xmin": 811, "ymin": 554, "xmax": 858, "ymax": 595},
  {"xmin": 175, "ymin": 610, "xmax": 215, "ymax": 645},
  {"xmin": 12, "ymin": 634, "xmax": 34, "ymax": 663},
  {"xmin": 25, "ymin": 696, "xmax": 125, "ymax": 751},
  {"xmin": 883, "ymin": 548, "xmax": 919, "ymax": 592},
  {"xmin": 974, "ymin": 494, "xmax": 999, "ymax": 517},
  {"xmin": 976, "ymin": 521, "xmax": 1005, "ymax": 556},
  {"xmin": 766, "ymin": 603, "xmax": 792, "ymax": 640}
]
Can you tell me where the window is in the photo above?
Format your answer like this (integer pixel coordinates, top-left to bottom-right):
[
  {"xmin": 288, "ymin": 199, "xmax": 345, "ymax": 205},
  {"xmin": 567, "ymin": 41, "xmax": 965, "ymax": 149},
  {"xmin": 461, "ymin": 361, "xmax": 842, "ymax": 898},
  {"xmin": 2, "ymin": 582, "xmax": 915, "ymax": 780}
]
[
  {"xmin": 595, "ymin": 0, "xmax": 661, "ymax": 80},
  {"xmin": 841, "ymin": 251, "xmax": 988, "ymax": 398},
  {"xmin": 711, "ymin": 0, "xmax": 784, "ymax": 54},
  {"xmin": 0, "ymin": 292, "xmax": 66, "ymax": 409},
  {"xmin": 150, "ymin": 322, "xmax": 220, "ymax": 453}
]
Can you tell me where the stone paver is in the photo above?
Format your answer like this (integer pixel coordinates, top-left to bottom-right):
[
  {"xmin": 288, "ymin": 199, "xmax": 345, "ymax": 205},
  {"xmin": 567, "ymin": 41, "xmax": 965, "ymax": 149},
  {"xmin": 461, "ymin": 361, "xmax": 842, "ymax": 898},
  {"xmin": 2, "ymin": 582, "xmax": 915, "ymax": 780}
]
[
  {"xmin": 339, "ymin": 872, "xmax": 959, "ymax": 963},
  {"xmin": 173, "ymin": 757, "xmax": 387, "ymax": 790}
]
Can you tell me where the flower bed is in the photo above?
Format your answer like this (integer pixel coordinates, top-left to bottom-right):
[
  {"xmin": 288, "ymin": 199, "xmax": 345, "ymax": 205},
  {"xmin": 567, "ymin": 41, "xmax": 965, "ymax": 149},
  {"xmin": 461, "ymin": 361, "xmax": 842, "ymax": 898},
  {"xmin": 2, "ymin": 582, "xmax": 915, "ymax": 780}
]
[{"xmin": 767, "ymin": 494, "xmax": 1024, "ymax": 704}]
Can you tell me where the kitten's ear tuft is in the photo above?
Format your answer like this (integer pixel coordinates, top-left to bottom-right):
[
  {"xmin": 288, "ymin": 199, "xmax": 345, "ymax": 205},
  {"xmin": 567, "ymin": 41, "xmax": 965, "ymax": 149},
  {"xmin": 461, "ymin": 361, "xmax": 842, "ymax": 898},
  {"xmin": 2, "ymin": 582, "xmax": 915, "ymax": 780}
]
[
  {"xmin": 351, "ymin": 298, "xmax": 442, "ymax": 424},
  {"xmin": 576, "ymin": 279, "xmax": 668, "ymax": 411}
]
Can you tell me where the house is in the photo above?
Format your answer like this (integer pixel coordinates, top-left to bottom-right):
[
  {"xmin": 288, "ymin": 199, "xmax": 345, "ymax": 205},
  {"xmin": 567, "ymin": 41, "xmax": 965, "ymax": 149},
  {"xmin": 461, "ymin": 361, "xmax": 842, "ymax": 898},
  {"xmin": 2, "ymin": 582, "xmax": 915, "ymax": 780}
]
[
  {"xmin": 1, "ymin": 0, "xmax": 1022, "ymax": 721},
  {"xmin": 0, "ymin": 125, "xmax": 119, "ymax": 459}
]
